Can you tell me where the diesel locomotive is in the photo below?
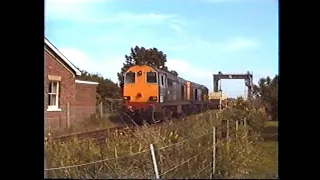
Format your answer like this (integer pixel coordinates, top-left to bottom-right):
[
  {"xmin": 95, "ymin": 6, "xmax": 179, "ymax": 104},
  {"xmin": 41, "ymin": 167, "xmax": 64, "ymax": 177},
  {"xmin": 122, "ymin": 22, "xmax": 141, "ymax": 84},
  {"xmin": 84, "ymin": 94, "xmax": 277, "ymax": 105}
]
[{"xmin": 121, "ymin": 64, "xmax": 221, "ymax": 124}]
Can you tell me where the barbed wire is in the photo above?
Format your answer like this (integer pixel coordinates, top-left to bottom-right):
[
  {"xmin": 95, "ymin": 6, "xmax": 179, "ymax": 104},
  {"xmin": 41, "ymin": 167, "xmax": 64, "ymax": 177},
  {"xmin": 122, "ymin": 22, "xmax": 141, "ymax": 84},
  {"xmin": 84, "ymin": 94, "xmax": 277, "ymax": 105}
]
[
  {"xmin": 45, "ymin": 149, "xmax": 150, "ymax": 171},
  {"xmin": 159, "ymin": 146, "xmax": 212, "ymax": 177},
  {"xmin": 157, "ymin": 132, "xmax": 213, "ymax": 151},
  {"xmin": 45, "ymin": 120, "xmax": 246, "ymax": 173},
  {"xmin": 157, "ymin": 121, "xmax": 236, "ymax": 151}
]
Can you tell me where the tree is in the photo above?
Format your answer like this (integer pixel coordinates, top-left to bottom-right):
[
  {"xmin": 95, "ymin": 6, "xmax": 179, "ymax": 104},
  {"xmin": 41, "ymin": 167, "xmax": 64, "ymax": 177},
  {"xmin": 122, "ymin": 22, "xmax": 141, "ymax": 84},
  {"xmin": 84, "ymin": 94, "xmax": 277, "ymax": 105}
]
[
  {"xmin": 117, "ymin": 46, "xmax": 178, "ymax": 92},
  {"xmin": 77, "ymin": 70, "xmax": 121, "ymax": 101},
  {"xmin": 252, "ymin": 75, "xmax": 278, "ymax": 120}
]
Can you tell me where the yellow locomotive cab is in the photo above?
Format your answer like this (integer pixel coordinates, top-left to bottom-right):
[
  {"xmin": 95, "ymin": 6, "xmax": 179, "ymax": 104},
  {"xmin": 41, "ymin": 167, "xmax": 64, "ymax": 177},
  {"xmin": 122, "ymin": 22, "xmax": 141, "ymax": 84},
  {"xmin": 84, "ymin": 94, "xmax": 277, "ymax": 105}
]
[{"xmin": 123, "ymin": 65, "xmax": 159, "ymax": 103}]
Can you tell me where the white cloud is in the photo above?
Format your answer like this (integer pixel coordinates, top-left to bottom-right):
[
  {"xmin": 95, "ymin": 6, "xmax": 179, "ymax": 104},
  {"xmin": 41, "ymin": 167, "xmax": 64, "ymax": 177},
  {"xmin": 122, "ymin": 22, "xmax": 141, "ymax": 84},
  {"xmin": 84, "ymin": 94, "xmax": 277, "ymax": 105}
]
[
  {"xmin": 117, "ymin": 13, "xmax": 174, "ymax": 22},
  {"xmin": 46, "ymin": 0, "xmax": 176, "ymax": 25},
  {"xmin": 166, "ymin": 59, "xmax": 214, "ymax": 89},
  {"xmin": 57, "ymin": 48, "xmax": 214, "ymax": 87},
  {"xmin": 194, "ymin": 36, "xmax": 259, "ymax": 53},
  {"xmin": 166, "ymin": 59, "xmax": 212, "ymax": 79},
  {"xmin": 170, "ymin": 24, "xmax": 182, "ymax": 33},
  {"xmin": 221, "ymin": 37, "xmax": 259, "ymax": 52},
  {"xmin": 45, "ymin": 0, "xmax": 99, "ymax": 21},
  {"xmin": 59, "ymin": 48, "xmax": 123, "ymax": 82}
]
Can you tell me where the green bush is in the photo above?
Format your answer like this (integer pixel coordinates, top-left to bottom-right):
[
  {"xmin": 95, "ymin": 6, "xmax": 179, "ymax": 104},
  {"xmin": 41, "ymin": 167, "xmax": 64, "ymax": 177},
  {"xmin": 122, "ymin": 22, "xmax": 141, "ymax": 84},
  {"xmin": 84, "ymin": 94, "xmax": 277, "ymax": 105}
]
[{"xmin": 224, "ymin": 97, "xmax": 268, "ymax": 133}]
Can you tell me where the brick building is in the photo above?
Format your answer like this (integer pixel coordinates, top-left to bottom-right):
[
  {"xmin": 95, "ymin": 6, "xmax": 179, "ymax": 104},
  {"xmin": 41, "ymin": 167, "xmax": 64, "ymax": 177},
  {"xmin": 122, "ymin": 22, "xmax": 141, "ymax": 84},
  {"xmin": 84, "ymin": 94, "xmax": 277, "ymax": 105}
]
[{"xmin": 44, "ymin": 38, "xmax": 99, "ymax": 129}]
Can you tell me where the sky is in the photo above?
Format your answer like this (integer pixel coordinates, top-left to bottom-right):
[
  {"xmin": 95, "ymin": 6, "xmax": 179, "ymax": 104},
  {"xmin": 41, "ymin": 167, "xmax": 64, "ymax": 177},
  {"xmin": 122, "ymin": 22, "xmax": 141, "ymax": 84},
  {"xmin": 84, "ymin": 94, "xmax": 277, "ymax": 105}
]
[{"xmin": 45, "ymin": 0, "xmax": 278, "ymax": 98}]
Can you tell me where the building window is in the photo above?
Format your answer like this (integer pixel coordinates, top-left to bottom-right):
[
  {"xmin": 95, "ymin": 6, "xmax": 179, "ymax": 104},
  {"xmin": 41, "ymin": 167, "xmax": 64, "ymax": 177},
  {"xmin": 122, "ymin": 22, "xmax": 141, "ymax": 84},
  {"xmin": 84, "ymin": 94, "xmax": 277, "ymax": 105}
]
[
  {"xmin": 47, "ymin": 81, "xmax": 60, "ymax": 111},
  {"xmin": 147, "ymin": 72, "xmax": 157, "ymax": 83}
]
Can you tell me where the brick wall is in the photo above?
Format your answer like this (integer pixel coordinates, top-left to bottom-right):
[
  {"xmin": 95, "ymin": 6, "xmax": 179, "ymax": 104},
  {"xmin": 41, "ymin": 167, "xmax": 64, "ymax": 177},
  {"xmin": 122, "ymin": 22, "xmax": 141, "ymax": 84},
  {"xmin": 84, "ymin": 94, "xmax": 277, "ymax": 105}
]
[
  {"xmin": 74, "ymin": 82, "xmax": 98, "ymax": 122},
  {"xmin": 45, "ymin": 48, "xmax": 76, "ymax": 129}
]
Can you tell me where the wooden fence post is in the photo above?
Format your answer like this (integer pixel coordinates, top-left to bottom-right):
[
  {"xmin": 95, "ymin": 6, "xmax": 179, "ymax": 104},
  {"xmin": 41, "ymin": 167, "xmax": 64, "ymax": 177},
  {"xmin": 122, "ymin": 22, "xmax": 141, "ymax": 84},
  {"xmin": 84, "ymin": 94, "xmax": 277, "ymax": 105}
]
[
  {"xmin": 235, "ymin": 120, "xmax": 239, "ymax": 139},
  {"xmin": 110, "ymin": 100, "xmax": 113, "ymax": 112},
  {"xmin": 150, "ymin": 144, "xmax": 160, "ymax": 179},
  {"xmin": 100, "ymin": 102, "xmax": 103, "ymax": 118},
  {"xmin": 212, "ymin": 126, "xmax": 216, "ymax": 177}
]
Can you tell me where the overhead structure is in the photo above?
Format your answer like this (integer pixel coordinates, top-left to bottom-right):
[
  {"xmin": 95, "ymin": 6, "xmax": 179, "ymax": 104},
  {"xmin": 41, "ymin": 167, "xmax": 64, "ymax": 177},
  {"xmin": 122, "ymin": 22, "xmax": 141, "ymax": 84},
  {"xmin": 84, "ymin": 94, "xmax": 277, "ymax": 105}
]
[{"xmin": 213, "ymin": 71, "xmax": 253, "ymax": 99}]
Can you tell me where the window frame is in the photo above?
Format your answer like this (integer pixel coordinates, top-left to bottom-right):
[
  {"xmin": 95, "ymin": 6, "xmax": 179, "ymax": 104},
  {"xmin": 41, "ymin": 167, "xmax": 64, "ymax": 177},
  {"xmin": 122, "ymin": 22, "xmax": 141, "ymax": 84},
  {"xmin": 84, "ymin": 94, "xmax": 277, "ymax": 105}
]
[
  {"xmin": 124, "ymin": 72, "xmax": 136, "ymax": 84},
  {"xmin": 47, "ymin": 80, "xmax": 61, "ymax": 112},
  {"xmin": 146, "ymin": 71, "xmax": 158, "ymax": 84}
]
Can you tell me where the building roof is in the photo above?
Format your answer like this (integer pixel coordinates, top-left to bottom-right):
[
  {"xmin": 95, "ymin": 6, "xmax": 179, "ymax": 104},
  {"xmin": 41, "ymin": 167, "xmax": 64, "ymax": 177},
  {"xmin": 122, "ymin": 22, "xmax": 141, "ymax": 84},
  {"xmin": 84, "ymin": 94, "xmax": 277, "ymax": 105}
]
[
  {"xmin": 44, "ymin": 38, "xmax": 81, "ymax": 76},
  {"xmin": 75, "ymin": 79, "xmax": 99, "ymax": 85}
]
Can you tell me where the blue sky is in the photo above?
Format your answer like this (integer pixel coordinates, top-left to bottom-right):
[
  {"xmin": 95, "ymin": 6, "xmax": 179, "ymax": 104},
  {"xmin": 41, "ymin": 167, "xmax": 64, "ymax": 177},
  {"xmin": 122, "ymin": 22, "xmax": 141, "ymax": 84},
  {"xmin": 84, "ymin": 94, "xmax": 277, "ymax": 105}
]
[{"xmin": 45, "ymin": 0, "xmax": 278, "ymax": 97}]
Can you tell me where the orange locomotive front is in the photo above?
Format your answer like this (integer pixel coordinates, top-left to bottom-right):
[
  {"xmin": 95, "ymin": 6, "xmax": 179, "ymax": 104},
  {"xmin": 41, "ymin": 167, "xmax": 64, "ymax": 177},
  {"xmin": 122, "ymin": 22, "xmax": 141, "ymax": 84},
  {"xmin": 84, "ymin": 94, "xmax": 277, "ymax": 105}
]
[{"xmin": 122, "ymin": 65, "xmax": 161, "ymax": 123}]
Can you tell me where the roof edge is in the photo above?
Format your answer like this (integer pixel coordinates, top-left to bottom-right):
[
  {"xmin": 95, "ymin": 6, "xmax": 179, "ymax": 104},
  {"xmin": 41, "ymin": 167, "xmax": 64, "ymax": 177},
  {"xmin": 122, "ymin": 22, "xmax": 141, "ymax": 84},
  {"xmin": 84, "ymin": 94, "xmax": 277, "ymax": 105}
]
[
  {"xmin": 75, "ymin": 79, "xmax": 99, "ymax": 85},
  {"xmin": 44, "ymin": 38, "xmax": 81, "ymax": 76}
]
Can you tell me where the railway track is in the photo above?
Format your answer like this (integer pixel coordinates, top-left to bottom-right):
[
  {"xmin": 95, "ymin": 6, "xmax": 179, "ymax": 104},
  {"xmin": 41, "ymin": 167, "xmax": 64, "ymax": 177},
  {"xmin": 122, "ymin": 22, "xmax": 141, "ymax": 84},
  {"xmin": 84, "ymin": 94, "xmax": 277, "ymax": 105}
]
[
  {"xmin": 50, "ymin": 125, "xmax": 136, "ymax": 142},
  {"xmin": 49, "ymin": 109, "xmax": 222, "ymax": 143}
]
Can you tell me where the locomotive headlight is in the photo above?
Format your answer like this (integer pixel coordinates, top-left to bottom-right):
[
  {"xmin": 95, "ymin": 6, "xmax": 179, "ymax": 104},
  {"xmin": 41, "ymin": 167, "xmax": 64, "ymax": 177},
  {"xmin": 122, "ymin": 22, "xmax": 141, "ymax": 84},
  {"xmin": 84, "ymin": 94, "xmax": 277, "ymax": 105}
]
[
  {"xmin": 123, "ymin": 96, "xmax": 131, "ymax": 100},
  {"xmin": 149, "ymin": 96, "xmax": 158, "ymax": 101}
]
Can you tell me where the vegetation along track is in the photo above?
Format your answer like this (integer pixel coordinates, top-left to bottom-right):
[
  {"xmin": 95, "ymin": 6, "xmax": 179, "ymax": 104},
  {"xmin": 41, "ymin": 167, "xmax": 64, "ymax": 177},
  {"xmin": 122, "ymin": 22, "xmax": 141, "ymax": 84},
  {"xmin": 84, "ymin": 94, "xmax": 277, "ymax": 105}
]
[
  {"xmin": 50, "ymin": 125, "xmax": 135, "ymax": 143},
  {"xmin": 50, "ymin": 109, "xmax": 221, "ymax": 143}
]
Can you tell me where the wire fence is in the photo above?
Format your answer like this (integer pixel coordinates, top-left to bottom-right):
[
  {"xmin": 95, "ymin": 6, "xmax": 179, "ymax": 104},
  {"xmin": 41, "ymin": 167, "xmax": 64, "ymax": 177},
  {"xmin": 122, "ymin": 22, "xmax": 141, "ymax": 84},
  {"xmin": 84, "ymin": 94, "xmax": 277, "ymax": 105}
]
[
  {"xmin": 46, "ymin": 100, "xmax": 123, "ymax": 130},
  {"xmin": 45, "ymin": 118, "xmax": 249, "ymax": 179}
]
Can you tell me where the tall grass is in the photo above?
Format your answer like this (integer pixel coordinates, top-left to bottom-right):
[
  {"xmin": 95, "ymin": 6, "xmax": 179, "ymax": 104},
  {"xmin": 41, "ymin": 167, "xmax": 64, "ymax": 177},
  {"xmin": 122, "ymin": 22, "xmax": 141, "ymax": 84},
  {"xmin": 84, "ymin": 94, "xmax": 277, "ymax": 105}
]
[{"xmin": 45, "ymin": 98, "xmax": 277, "ymax": 179}]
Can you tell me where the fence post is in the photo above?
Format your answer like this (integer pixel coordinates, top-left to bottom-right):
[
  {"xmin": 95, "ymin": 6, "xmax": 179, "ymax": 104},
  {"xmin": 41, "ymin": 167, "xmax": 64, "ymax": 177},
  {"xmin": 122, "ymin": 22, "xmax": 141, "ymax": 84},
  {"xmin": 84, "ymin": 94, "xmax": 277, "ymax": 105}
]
[
  {"xmin": 235, "ymin": 120, "xmax": 238, "ymax": 131},
  {"xmin": 226, "ymin": 119, "xmax": 229, "ymax": 139},
  {"xmin": 150, "ymin": 144, "xmax": 160, "ymax": 179},
  {"xmin": 235, "ymin": 120, "xmax": 239, "ymax": 139},
  {"xmin": 66, "ymin": 102, "xmax": 70, "ymax": 129},
  {"xmin": 212, "ymin": 126, "xmax": 216, "ymax": 178},
  {"xmin": 110, "ymin": 100, "xmax": 113, "ymax": 112},
  {"xmin": 100, "ymin": 102, "xmax": 103, "ymax": 118}
]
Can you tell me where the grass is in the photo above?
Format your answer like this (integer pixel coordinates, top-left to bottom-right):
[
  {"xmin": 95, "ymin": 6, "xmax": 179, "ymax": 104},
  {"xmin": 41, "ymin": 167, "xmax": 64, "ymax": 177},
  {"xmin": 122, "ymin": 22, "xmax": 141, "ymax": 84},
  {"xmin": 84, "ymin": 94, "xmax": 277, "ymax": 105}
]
[
  {"xmin": 239, "ymin": 120, "xmax": 278, "ymax": 179},
  {"xmin": 45, "ymin": 102, "xmax": 278, "ymax": 179},
  {"xmin": 263, "ymin": 121, "xmax": 278, "ymax": 141},
  {"xmin": 49, "ymin": 113, "xmax": 135, "ymax": 137},
  {"xmin": 259, "ymin": 120, "xmax": 278, "ymax": 178}
]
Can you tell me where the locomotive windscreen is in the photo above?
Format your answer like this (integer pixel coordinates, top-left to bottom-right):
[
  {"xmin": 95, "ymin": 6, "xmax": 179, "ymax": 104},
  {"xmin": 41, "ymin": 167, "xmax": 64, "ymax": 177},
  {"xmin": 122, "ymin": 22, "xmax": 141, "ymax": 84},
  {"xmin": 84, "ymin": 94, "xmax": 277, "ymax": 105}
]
[
  {"xmin": 125, "ymin": 72, "xmax": 136, "ymax": 83},
  {"xmin": 147, "ymin": 72, "xmax": 157, "ymax": 83}
]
